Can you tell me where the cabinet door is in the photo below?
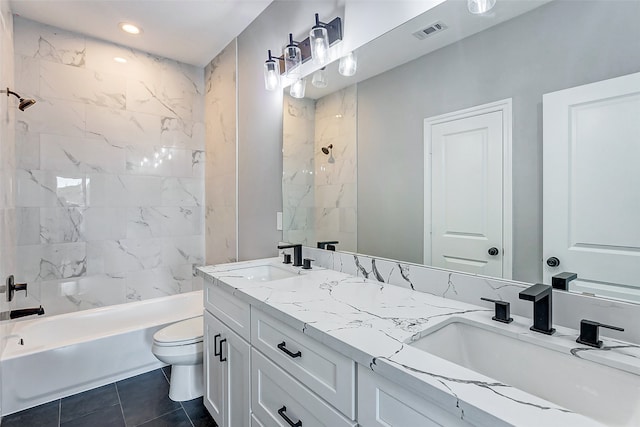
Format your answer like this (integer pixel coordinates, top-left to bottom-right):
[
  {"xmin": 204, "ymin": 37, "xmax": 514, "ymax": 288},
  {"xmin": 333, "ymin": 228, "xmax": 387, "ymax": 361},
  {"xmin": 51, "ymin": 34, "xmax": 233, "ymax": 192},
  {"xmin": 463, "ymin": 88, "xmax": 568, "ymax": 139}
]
[
  {"xmin": 204, "ymin": 311, "xmax": 227, "ymax": 425},
  {"xmin": 204, "ymin": 310, "xmax": 251, "ymax": 427}
]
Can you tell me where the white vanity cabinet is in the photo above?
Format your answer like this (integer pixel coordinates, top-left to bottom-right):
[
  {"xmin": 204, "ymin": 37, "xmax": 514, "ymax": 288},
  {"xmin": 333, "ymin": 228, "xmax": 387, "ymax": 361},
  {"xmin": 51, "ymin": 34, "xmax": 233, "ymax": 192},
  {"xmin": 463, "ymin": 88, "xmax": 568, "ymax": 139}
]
[
  {"xmin": 203, "ymin": 285, "xmax": 251, "ymax": 427},
  {"xmin": 358, "ymin": 365, "xmax": 472, "ymax": 427}
]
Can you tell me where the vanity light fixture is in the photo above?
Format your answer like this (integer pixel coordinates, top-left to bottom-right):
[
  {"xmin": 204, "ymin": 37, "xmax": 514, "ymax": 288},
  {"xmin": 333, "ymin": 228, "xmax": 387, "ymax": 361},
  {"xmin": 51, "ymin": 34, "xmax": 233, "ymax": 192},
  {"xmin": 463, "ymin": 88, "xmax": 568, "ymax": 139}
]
[
  {"xmin": 264, "ymin": 50, "xmax": 283, "ymax": 91},
  {"xmin": 338, "ymin": 51, "xmax": 357, "ymax": 77},
  {"xmin": 309, "ymin": 14, "xmax": 330, "ymax": 65},
  {"xmin": 467, "ymin": 0, "xmax": 496, "ymax": 15},
  {"xmin": 290, "ymin": 78, "xmax": 307, "ymax": 99},
  {"xmin": 284, "ymin": 33, "xmax": 303, "ymax": 77},
  {"xmin": 119, "ymin": 22, "xmax": 142, "ymax": 35},
  {"xmin": 311, "ymin": 67, "xmax": 328, "ymax": 88}
]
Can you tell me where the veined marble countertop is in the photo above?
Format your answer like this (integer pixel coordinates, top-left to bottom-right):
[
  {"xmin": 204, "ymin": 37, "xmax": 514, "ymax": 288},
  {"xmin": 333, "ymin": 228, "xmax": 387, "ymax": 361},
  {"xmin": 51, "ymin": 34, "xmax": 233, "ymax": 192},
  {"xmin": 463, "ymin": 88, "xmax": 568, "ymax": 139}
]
[{"xmin": 197, "ymin": 258, "xmax": 640, "ymax": 427}]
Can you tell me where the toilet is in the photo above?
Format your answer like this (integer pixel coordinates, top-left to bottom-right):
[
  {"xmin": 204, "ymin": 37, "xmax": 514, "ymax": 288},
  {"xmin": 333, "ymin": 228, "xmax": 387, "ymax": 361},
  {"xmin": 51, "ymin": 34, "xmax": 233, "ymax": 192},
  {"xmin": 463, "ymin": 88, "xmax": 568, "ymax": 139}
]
[{"xmin": 152, "ymin": 316, "xmax": 204, "ymax": 401}]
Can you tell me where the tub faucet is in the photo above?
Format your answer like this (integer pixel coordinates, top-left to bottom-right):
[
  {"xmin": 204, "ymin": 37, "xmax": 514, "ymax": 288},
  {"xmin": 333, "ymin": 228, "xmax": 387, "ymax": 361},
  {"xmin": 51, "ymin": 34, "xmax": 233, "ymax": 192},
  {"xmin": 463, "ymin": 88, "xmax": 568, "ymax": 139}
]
[
  {"xmin": 519, "ymin": 283, "xmax": 555, "ymax": 335},
  {"xmin": 277, "ymin": 243, "xmax": 302, "ymax": 267},
  {"xmin": 10, "ymin": 306, "xmax": 44, "ymax": 319}
]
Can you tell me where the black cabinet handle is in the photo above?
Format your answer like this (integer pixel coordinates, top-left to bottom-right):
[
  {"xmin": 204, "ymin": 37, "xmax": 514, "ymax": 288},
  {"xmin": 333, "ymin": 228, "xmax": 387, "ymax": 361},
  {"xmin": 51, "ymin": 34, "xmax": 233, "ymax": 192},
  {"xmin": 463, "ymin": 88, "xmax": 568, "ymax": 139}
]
[
  {"xmin": 488, "ymin": 247, "xmax": 499, "ymax": 256},
  {"xmin": 546, "ymin": 257, "xmax": 560, "ymax": 267},
  {"xmin": 218, "ymin": 338, "xmax": 227, "ymax": 362},
  {"xmin": 277, "ymin": 341, "xmax": 301, "ymax": 358},
  {"xmin": 278, "ymin": 406, "xmax": 302, "ymax": 427},
  {"xmin": 213, "ymin": 334, "xmax": 221, "ymax": 357}
]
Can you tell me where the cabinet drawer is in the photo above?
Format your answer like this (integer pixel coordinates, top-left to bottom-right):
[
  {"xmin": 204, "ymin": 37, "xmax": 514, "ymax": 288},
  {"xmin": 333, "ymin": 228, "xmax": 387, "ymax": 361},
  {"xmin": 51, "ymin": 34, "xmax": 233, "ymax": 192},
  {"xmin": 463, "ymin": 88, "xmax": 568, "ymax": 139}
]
[
  {"xmin": 205, "ymin": 281, "xmax": 251, "ymax": 341},
  {"xmin": 358, "ymin": 365, "xmax": 472, "ymax": 427},
  {"xmin": 251, "ymin": 349, "xmax": 356, "ymax": 427},
  {"xmin": 251, "ymin": 308, "xmax": 355, "ymax": 419}
]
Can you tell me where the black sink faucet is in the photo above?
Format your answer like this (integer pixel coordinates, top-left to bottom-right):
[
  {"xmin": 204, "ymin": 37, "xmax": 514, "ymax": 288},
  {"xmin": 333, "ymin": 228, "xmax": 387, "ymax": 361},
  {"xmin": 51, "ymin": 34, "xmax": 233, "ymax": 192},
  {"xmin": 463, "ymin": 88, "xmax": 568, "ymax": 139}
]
[
  {"xmin": 277, "ymin": 244, "xmax": 302, "ymax": 267},
  {"xmin": 317, "ymin": 241, "xmax": 339, "ymax": 251},
  {"xmin": 519, "ymin": 283, "xmax": 555, "ymax": 335}
]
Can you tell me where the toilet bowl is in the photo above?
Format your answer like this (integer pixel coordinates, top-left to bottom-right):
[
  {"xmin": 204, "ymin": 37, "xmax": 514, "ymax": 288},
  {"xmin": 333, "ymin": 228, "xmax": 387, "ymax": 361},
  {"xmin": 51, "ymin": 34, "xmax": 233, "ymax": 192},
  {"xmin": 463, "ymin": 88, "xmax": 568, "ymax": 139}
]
[{"xmin": 152, "ymin": 316, "xmax": 204, "ymax": 401}]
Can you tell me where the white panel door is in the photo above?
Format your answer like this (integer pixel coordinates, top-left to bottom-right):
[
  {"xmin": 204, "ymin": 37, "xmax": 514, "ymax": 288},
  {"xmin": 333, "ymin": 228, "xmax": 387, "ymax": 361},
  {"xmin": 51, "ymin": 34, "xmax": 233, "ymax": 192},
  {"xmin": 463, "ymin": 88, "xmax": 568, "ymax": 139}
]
[
  {"xmin": 429, "ymin": 110, "xmax": 505, "ymax": 277},
  {"xmin": 543, "ymin": 72, "xmax": 640, "ymax": 298}
]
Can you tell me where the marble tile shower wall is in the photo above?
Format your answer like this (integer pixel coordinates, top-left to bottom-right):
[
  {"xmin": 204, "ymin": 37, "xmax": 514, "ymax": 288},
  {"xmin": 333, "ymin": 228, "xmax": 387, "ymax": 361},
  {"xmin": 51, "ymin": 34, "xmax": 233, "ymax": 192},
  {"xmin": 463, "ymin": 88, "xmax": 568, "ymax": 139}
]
[
  {"xmin": 12, "ymin": 18, "xmax": 205, "ymax": 315},
  {"xmin": 314, "ymin": 85, "xmax": 357, "ymax": 251},
  {"xmin": 204, "ymin": 40, "xmax": 237, "ymax": 264},
  {"xmin": 282, "ymin": 94, "xmax": 315, "ymax": 246}
]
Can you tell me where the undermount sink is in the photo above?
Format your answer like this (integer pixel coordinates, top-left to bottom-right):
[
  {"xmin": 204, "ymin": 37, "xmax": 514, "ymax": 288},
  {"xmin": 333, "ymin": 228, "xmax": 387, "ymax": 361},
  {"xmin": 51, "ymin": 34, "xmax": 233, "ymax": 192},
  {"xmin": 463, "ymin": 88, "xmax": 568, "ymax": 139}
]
[
  {"xmin": 409, "ymin": 319, "xmax": 640, "ymax": 426},
  {"xmin": 226, "ymin": 264, "xmax": 299, "ymax": 282}
]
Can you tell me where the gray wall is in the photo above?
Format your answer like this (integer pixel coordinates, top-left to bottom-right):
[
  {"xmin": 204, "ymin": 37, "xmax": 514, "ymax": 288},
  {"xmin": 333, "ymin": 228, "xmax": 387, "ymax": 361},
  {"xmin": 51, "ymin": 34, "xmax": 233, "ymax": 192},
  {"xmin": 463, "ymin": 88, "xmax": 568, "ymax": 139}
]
[{"xmin": 357, "ymin": 0, "xmax": 640, "ymax": 282}]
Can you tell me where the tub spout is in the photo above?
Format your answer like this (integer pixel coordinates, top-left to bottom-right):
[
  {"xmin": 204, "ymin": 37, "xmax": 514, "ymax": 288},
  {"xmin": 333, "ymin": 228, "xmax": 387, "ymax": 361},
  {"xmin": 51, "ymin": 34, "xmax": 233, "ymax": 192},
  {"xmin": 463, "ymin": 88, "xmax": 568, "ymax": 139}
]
[{"xmin": 9, "ymin": 306, "xmax": 44, "ymax": 319}]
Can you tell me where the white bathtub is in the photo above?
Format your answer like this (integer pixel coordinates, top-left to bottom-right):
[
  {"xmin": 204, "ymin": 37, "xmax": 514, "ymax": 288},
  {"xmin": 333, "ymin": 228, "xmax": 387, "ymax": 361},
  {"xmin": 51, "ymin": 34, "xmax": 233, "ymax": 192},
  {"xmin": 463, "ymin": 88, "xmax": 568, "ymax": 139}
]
[{"xmin": 1, "ymin": 290, "xmax": 203, "ymax": 415}]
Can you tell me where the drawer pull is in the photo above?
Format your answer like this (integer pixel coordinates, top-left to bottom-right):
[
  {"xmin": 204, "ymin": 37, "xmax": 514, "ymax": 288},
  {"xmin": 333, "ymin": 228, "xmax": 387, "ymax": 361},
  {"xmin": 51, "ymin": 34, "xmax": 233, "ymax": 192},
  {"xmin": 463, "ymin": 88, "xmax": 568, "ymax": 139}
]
[
  {"xmin": 278, "ymin": 405, "xmax": 302, "ymax": 427},
  {"xmin": 213, "ymin": 333, "xmax": 222, "ymax": 357},
  {"xmin": 277, "ymin": 341, "xmax": 301, "ymax": 358},
  {"xmin": 219, "ymin": 338, "xmax": 227, "ymax": 362}
]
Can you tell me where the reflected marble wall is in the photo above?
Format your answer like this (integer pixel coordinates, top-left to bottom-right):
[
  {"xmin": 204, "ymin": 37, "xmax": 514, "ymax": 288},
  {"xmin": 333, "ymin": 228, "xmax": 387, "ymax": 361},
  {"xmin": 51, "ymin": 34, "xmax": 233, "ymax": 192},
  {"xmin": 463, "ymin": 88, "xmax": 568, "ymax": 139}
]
[
  {"xmin": 1, "ymin": 0, "xmax": 16, "ymax": 368},
  {"xmin": 282, "ymin": 85, "xmax": 357, "ymax": 251},
  {"xmin": 282, "ymin": 94, "xmax": 315, "ymax": 246},
  {"xmin": 204, "ymin": 40, "xmax": 236, "ymax": 264},
  {"xmin": 13, "ymin": 17, "xmax": 205, "ymax": 316},
  {"xmin": 314, "ymin": 85, "xmax": 357, "ymax": 251}
]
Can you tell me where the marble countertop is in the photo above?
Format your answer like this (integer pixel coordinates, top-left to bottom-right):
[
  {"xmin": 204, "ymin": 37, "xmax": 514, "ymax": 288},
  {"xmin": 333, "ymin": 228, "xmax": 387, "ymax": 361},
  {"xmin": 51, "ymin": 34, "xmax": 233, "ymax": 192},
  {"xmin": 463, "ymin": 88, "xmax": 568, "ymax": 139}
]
[{"xmin": 197, "ymin": 258, "xmax": 640, "ymax": 427}]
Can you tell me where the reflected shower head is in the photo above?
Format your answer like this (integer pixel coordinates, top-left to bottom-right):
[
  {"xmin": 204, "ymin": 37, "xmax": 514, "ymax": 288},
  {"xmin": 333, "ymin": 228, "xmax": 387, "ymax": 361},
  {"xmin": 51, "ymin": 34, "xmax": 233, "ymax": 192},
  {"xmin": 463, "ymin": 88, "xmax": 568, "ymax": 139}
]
[
  {"xmin": 4, "ymin": 87, "xmax": 36, "ymax": 111},
  {"xmin": 321, "ymin": 144, "xmax": 333, "ymax": 155}
]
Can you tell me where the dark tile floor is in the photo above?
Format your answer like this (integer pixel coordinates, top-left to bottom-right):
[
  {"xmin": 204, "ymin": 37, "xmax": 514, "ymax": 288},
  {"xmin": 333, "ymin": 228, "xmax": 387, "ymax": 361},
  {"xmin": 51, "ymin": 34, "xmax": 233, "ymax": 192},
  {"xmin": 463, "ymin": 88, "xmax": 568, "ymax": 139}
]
[{"xmin": 2, "ymin": 367, "xmax": 217, "ymax": 427}]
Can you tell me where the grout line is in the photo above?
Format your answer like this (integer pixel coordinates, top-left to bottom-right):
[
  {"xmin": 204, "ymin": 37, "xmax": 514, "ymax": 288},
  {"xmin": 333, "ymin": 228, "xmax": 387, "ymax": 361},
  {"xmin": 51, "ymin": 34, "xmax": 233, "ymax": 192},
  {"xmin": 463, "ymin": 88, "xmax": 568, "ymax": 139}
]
[
  {"xmin": 180, "ymin": 401, "xmax": 196, "ymax": 427},
  {"xmin": 114, "ymin": 381, "xmax": 127, "ymax": 427},
  {"xmin": 58, "ymin": 399, "xmax": 62, "ymax": 427}
]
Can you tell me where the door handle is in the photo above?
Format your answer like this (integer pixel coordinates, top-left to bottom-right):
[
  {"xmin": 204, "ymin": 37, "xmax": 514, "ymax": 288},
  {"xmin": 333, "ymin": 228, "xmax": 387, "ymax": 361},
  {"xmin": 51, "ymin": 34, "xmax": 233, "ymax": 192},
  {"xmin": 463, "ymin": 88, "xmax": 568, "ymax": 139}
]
[
  {"xmin": 218, "ymin": 338, "xmax": 227, "ymax": 362},
  {"xmin": 546, "ymin": 257, "xmax": 560, "ymax": 267},
  {"xmin": 278, "ymin": 406, "xmax": 302, "ymax": 427},
  {"xmin": 213, "ymin": 333, "xmax": 221, "ymax": 357},
  {"xmin": 487, "ymin": 247, "xmax": 499, "ymax": 256},
  {"xmin": 277, "ymin": 341, "xmax": 302, "ymax": 358}
]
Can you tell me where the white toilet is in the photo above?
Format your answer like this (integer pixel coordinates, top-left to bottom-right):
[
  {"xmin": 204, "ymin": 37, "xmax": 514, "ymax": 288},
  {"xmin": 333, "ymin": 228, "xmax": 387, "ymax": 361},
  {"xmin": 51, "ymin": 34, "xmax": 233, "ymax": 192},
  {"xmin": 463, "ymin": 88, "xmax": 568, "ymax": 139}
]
[{"xmin": 152, "ymin": 316, "xmax": 204, "ymax": 401}]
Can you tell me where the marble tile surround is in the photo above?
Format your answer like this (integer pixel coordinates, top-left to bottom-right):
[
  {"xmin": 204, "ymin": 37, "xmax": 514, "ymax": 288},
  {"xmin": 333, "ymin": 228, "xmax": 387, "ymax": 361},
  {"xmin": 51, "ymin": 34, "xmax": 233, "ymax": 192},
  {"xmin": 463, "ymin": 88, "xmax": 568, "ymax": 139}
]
[
  {"xmin": 303, "ymin": 247, "xmax": 640, "ymax": 345},
  {"xmin": 13, "ymin": 17, "xmax": 205, "ymax": 316},
  {"xmin": 282, "ymin": 85, "xmax": 357, "ymax": 251},
  {"xmin": 204, "ymin": 40, "xmax": 237, "ymax": 264}
]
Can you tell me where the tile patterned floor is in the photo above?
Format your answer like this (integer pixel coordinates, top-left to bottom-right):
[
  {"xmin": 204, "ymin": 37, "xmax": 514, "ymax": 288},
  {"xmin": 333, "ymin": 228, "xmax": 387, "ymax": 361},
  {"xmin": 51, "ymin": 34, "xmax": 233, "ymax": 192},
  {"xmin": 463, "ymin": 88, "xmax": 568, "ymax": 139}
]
[{"xmin": 2, "ymin": 368, "xmax": 217, "ymax": 427}]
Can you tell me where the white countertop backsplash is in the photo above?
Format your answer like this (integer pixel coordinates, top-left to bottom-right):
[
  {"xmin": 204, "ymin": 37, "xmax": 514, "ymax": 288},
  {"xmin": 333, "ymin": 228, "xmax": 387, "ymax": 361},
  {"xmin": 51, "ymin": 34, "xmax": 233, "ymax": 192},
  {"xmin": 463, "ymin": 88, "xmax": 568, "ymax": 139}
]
[{"xmin": 197, "ymin": 254, "xmax": 640, "ymax": 427}]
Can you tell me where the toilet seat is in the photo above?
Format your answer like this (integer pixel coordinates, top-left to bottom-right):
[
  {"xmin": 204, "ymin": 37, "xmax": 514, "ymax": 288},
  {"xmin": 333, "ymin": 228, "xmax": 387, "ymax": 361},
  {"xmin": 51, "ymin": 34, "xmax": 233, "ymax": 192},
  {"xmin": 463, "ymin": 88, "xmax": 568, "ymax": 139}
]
[{"xmin": 153, "ymin": 316, "xmax": 203, "ymax": 347}]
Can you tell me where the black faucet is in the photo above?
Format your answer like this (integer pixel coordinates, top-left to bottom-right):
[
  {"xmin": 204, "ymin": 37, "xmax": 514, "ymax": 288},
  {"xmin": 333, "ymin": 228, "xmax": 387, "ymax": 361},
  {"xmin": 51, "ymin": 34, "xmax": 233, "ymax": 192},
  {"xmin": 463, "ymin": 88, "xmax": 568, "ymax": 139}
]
[
  {"xmin": 576, "ymin": 320, "xmax": 624, "ymax": 348},
  {"xmin": 317, "ymin": 241, "xmax": 339, "ymax": 251},
  {"xmin": 277, "ymin": 244, "xmax": 302, "ymax": 267},
  {"xmin": 519, "ymin": 283, "xmax": 555, "ymax": 335},
  {"xmin": 480, "ymin": 297, "xmax": 513, "ymax": 323},
  {"xmin": 552, "ymin": 272, "xmax": 577, "ymax": 290},
  {"xmin": 7, "ymin": 305, "xmax": 45, "ymax": 319}
]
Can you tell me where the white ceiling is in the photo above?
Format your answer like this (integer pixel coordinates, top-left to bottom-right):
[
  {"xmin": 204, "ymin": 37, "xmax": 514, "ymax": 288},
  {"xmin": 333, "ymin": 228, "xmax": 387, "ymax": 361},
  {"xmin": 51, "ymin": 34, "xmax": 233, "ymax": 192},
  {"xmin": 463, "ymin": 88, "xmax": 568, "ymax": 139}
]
[{"xmin": 9, "ymin": 0, "xmax": 274, "ymax": 67}]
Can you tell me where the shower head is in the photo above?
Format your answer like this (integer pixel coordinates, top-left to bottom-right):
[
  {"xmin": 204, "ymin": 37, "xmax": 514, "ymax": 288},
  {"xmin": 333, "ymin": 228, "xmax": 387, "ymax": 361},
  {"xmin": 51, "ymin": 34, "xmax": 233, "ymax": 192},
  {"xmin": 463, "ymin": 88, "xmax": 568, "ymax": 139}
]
[
  {"xmin": 18, "ymin": 98, "xmax": 36, "ymax": 111},
  {"xmin": 4, "ymin": 87, "xmax": 36, "ymax": 111},
  {"xmin": 321, "ymin": 144, "xmax": 333, "ymax": 155}
]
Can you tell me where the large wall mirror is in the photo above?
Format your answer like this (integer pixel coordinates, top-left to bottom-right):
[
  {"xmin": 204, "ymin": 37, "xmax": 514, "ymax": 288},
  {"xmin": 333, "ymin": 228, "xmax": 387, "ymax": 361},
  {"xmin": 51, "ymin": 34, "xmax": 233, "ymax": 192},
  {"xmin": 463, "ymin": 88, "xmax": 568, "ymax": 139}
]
[{"xmin": 282, "ymin": 0, "xmax": 640, "ymax": 303}]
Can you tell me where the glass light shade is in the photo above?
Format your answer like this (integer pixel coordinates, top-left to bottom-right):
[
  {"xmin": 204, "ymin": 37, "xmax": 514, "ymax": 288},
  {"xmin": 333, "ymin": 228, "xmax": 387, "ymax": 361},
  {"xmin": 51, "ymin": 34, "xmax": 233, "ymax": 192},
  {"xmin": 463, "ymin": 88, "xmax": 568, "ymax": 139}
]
[
  {"xmin": 467, "ymin": 0, "xmax": 496, "ymax": 14},
  {"xmin": 311, "ymin": 68, "xmax": 328, "ymax": 88},
  {"xmin": 338, "ymin": 52, "xmax": 357, "ymax": 77},
  {"xmin": 284, "ymin": 44, "xmax": 302, "ymax": 77},
  {"xmin": 263, "ymin": 60, "xmax": 280, "ymax": 91},
  {"xmin": 310, "ymin": 26, "xmax": 330, "ymax": 66},
  {"xmin": 290, "ymin": 78, "xmax": 307, "ymax": 99}
]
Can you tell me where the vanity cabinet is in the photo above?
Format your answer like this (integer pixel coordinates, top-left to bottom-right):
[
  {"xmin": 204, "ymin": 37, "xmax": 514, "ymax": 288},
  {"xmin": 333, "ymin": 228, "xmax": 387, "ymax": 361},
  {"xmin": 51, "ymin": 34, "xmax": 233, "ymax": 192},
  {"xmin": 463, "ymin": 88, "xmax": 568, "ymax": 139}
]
[
  {"xmin": 358, "ymin": 365, "xmax": 472, "ymax": 427},
  {"xmin": 203, "ymin": 296, "xmax": 251, "ymax": 427}
]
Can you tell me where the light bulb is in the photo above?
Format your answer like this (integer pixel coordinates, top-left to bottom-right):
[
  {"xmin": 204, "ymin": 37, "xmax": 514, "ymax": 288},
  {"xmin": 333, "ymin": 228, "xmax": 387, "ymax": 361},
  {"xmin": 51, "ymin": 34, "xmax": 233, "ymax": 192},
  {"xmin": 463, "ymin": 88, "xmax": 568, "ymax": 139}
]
[
  {"xmin": 284, "ymin": 44, "xmax": 302, "ymax": 77},
  {"xmin": 168, "ymin": 154, "xmax": 172, "ymax": 160},
  {"xmin": 467, "ymin": 0, "xmax": 496, "ymax": 14},
  {"xmin": 338, "ymin": 52, "xmax": 357, "ymax": 77},
  {"xmin": 310, "ymin": 26, "xmax": 330, "ymax": 66},
  {"xmin": 290, "ymin": 78, "xmax": 307, "ymax": 99}
]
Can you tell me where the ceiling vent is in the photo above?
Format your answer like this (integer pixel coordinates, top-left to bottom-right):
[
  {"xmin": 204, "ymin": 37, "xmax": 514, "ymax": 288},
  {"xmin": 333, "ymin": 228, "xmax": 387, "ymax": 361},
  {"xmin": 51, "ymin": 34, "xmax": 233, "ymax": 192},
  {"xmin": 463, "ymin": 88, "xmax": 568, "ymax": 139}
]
[{"xmin": 412, "ymin": 21, "xmax": 448, "ymax": 40}]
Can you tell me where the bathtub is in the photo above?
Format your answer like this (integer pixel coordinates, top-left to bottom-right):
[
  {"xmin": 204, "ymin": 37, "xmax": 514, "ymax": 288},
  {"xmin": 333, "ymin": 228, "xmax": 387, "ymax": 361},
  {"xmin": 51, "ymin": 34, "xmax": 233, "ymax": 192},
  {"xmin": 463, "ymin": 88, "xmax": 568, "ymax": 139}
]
[{"xmin": 1, "ymin": 290, "xmax": 203, "ymax": 415}]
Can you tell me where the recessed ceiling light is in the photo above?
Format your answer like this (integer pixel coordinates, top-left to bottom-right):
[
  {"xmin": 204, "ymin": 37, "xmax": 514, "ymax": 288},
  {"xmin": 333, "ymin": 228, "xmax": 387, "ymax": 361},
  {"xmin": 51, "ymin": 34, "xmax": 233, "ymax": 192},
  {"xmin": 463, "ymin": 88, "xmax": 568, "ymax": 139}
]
[
  {"xmin": 113, "ymin": 57, "xmax": 127, "ymax": 63},
  {"xmin": 119, "ymin": 22, "xmax": 142, "ymax": 35}
]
